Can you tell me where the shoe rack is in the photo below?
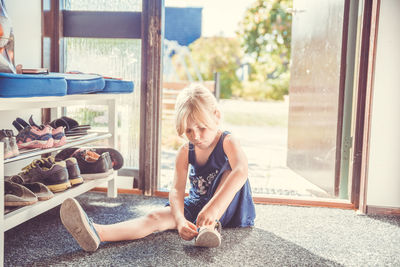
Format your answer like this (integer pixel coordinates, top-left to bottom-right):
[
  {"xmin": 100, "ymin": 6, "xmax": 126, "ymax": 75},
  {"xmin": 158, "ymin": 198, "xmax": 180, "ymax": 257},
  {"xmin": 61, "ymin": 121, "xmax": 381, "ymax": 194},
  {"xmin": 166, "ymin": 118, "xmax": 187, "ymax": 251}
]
[{"xmin": 0, "ymin": 94, "xmax": 121, "ymax": 265}]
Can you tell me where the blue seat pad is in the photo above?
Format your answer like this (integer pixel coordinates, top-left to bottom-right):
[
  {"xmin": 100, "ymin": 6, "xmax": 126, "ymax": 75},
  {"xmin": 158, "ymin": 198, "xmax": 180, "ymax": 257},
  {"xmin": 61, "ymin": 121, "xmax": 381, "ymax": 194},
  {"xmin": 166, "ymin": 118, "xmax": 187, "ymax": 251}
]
[
  {"xmin": 48, "ymin": 73, "xmax": 105, "ymax": 95},
  {"xmin": 100, "ymin": 79, "xmax": 134, "ymax": 94},
  {"xmin": 0, "ymin": 72, "xmax": 67, "ymax": 98}
]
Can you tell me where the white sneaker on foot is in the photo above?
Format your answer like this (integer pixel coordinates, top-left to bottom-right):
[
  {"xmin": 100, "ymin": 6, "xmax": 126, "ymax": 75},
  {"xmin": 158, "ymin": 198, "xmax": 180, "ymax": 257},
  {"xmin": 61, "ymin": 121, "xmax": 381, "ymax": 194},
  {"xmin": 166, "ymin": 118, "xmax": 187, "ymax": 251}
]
[
  {"xmin": 194, "ymin": 221, "xmax": 222, "ymax": 248},
  {"xmin": 60, "ymin": 197, "xmax": 100, "ymax": 252}
]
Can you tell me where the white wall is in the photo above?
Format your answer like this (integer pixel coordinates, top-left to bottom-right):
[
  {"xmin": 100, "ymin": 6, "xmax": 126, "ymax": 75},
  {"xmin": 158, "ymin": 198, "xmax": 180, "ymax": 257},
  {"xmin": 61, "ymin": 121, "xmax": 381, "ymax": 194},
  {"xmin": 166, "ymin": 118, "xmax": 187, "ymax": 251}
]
[
  {"xmin": 367, "ymin": 0, "xmax": 400, "ymax": 207},
  {"xmin": 2, "ymin": 0, "xmax": 42, "ymax": 174},
  {"xmin": 4, "ymin": 0, "xmax": 42, "ymax": 67}
]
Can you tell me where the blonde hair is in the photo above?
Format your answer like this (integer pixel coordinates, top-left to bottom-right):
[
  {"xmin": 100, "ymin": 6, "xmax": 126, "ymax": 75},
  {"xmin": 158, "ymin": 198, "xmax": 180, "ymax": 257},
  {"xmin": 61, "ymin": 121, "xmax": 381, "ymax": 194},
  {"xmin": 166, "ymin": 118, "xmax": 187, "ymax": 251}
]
[{"xmin": 174, "ymin": 83, "xmax": 219, "ymax": 136}]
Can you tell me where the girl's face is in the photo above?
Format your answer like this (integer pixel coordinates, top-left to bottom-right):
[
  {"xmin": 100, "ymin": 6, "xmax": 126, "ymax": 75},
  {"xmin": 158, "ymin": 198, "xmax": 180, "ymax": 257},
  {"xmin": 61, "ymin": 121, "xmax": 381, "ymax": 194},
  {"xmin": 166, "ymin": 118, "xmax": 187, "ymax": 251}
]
[{"xmin": 185, "ymin": 117, "xmax": 220, "ymax": 150}]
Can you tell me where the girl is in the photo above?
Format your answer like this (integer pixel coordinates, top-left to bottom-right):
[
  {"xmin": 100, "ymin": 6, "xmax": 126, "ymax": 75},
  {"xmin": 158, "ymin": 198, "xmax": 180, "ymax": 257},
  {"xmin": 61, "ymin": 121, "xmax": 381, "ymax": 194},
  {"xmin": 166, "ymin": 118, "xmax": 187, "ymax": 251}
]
[{"xmin": 60, "ymin": 83, "xmax": 256, "ymax": 251}]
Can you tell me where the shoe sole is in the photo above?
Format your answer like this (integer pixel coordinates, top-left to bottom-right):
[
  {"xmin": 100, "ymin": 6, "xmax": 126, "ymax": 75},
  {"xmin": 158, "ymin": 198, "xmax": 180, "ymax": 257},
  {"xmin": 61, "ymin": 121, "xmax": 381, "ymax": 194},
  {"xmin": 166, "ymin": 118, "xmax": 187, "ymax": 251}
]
[
  {"xmin": 12, "ymin": 149, "xmax": 19, "ymax": 157},
  {"xmin": 5, "ymin": 200, "xmax": 38, "ymax": 207},
  {"xmin": 195, "ymin": 228, "xmax": 221, "ymax": 248},
  {"xmin": 60, "ymin": 198, "xmax": 100, "ymax": 252},
  {"xmin": 17, "ymin": 139, "xmax": 54, "ymax": 149},
  {"xmin": 81, "ymin": 169, "xmax": 113, "ymax": 180},
  {"xmin": 47, "ymin": 182, "xmax": 71, "ymax": 193},
  {"xmin": 37, "ymin": 195, "xmax": 54, "ymax": 201},
  {"xmin": 4, "ymin": 151, "xmax": 13, "ymax": 159},
  {"xmin": 70, "ymin": 176, "xmax": 84, "ymax": 186},
  {"xmin": 53, "ymin": 136, "xmax": 67, "ymax": 147}
]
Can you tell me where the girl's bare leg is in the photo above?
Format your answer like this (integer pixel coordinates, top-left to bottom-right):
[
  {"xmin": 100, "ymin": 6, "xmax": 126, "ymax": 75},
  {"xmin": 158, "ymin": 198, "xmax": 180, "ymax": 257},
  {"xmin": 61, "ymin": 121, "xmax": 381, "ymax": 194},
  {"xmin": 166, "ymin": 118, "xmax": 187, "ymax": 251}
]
[{"xmin": 94, "ymin": 206, "xmax": 177, "ymax": 242}]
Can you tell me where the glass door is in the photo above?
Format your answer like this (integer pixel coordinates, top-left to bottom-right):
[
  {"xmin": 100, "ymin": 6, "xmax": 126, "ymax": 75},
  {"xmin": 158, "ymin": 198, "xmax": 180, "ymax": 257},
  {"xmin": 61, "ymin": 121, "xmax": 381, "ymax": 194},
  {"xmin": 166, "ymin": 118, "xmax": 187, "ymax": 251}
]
[{"xmin": 287, "ymin": 0, "xmax": 349, "ymax": 198}]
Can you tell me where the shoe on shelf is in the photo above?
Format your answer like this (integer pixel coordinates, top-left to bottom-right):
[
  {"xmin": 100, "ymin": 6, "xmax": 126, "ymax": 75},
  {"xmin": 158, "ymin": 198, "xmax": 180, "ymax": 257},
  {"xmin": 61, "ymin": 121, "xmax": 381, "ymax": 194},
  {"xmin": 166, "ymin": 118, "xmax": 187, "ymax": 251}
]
[
  {"xmin": 1, "ymin": 129, "xmax": 19, "ymax": 158},
  {"xmin": 47, "ymin": 156, "xmax": 83, "ymax": 186},
  {"xmin": 87, "ymin": 148, "xmax": 123, "ymax": 170},
  {"xmin": 0, "ymin": 134, "xmax": 13, "ymax": 159},
  {"xmin": 23, "ymin": 182, "xmax": 54, "ymax": 201},
  {"xmin": 64, "ymin": 157, "xmax": 84, "ymax": 185},
  {"xmin": 13, "ymin": 119, "xmax": 54, "ymax": 149},
  {"xmin": 60, "ymin": 198, "xmax": 100, "ymax": 252},
  {"xmin": 7, "ymin": 175, "xmax": 54, "ymax": 201},
  {"xmin": 55, "ymin": 147, "xmax": 124, "ymax": 170},
  {"xmin": 4, "ymin": 181, "xmax": 38, "ymax": 207},
  {"xmin": 50, "ymin": 116, "xmax": 91, "ymax": 132},
  {"xmin": 194, "ymin": 221, "xmax": 222, "ymax": 248},
  {"xmin": 28, "ymin": 115, "xmax": 66, "ymax": 147},
  {"xmin": 49, "ymin": 116, "xmax": 90, "ymax": 137},
  {"xmin": 17, "ymin": 158, "xmax": 70, "ymax": 192},
  {"xmin": 51, "ymin": 126, "xmax": 67, "ymax": 147},
  {"xmin": 6, "ymin": 129, "xmax": 19, "ymax": 157},
  {"xmin": 72, "ymin": 149, "xmax": 113, "ymax": 180}
]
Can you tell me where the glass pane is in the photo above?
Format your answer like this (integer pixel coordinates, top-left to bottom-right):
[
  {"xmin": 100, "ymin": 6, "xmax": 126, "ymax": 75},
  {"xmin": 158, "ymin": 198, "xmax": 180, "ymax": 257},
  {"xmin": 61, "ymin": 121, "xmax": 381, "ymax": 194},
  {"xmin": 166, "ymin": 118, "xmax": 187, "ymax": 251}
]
[
  {"xmin": 64, "ymin": 0, "xmax": 142, "ymax": 12},
  {"xmin": 287, "ymin": 0, "xmax": 345, "ymax": 197},
  {"xmin": 64, "ymin": 38, "xmax": 141, "ymax": 170}
]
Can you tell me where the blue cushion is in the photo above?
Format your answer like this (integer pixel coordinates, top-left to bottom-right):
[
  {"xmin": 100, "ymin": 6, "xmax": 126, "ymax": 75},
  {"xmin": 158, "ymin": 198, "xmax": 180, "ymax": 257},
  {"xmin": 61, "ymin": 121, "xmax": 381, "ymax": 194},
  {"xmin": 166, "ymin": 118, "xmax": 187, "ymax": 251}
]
[
  {"xmin": 48, "ymin": 73, "xmax": 105, "ymax": 94},
  {"xmin": 100, "ymin": 79, "xmax": 134, "ymax": 94},
  {"xmin": 0, "ymin": 72, "xmax": 67, "ymax": 98}
]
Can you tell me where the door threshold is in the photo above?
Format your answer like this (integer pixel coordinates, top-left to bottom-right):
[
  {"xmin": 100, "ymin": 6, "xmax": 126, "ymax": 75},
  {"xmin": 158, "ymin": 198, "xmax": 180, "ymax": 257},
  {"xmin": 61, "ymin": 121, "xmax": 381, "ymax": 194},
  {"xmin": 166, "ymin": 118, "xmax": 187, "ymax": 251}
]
[{"xmin": 253, "ymin": 194, "xmax": 354, "ymax": 209}]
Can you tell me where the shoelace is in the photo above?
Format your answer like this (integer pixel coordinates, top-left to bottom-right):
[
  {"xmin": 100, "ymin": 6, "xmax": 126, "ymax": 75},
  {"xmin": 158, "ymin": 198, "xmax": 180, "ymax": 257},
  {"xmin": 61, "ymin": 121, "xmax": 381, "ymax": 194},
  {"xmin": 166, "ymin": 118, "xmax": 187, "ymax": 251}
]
[
  {"xmin": 21, "ymin": 159, "xmax": 46, "ymax": 174},
  {"xmin": 46, "ymin": 156, "xmax": 56, "ymax": 164}
]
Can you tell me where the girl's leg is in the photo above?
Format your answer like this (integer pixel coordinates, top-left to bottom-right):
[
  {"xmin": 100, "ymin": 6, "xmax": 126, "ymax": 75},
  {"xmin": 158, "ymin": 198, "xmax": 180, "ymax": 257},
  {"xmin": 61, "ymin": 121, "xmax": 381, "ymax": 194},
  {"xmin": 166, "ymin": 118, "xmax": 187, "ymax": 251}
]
[{"xmin": 94, "ymin": 206, "xmax": 177, "ymax": 242}]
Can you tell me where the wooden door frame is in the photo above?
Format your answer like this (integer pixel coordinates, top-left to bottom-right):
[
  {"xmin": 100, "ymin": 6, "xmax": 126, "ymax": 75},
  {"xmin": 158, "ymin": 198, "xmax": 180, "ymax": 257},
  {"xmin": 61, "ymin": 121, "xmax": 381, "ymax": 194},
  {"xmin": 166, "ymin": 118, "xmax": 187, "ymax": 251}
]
[
  {"xmin": 352, "ymin": 0, "xmax": 381, "ymax": 213},
  {"xmin": 140, "ymin": 0, "xmax": 164, "ymax": 195}
]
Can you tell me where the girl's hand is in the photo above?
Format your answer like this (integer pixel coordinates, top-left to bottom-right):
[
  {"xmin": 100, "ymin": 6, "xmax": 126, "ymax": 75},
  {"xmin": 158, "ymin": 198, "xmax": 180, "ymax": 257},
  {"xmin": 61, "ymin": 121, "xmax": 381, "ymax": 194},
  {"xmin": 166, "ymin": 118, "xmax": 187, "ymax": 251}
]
[
  {"xmin": 196, "ymin": 206, "xmax": 219, "ymax": 228},
  {"xmin": 177, "ymin": 218, "xmax": 198, "ymax": 241}
]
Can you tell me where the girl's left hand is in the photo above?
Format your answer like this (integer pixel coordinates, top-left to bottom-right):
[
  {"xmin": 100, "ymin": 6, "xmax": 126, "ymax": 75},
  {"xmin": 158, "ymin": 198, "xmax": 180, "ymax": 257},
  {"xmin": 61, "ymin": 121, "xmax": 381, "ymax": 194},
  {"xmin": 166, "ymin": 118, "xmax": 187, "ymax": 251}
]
[{"xmin": 196, "ymin": 206, "xmax": 218, "ymax": 228}]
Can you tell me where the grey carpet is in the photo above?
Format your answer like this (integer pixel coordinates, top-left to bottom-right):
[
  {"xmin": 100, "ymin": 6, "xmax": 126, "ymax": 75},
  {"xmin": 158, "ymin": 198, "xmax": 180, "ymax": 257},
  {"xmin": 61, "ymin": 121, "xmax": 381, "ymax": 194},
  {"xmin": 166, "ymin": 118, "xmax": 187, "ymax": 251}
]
[{"xmin": 4, "ymin": 192, "xmax": 400, "ymax": 266}]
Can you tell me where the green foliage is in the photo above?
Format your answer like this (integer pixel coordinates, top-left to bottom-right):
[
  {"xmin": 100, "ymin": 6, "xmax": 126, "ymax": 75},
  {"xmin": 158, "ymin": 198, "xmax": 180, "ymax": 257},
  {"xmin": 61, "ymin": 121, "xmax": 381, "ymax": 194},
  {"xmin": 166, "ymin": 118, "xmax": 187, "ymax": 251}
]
[
  {"xmin": 73, "ymin": 107, "xmax": 106, "ymax": 127},
  {"xmin": 233, "ymin": 71, "xmax": 289, "ymax": 101},
  {"xmin": 234, "ymin": 0, "xmax": 292, "ymax": 100},
  {"xmin": 174, "ymin": 37, "xmax": 243, "ymax": 99},
  {"xmin": 172, "ymin": 0, "xmax": 292, "ymax": 101},
  {"xmin": 238, "ymin": 0, "xmax": 292, "ymax": 68}
]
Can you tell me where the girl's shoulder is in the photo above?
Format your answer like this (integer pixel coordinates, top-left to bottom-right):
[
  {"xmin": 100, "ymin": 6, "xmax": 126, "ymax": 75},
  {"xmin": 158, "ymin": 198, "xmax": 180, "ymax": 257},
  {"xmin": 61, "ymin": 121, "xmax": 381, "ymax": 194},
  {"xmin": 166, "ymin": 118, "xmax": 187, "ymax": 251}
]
[
  {"xmin": 177, "ymin": 142, "xmax": 190, "ymax": 154},
  {"xmin": 222, "ymin": 131, "xmax": 241, "ymax": 151}
]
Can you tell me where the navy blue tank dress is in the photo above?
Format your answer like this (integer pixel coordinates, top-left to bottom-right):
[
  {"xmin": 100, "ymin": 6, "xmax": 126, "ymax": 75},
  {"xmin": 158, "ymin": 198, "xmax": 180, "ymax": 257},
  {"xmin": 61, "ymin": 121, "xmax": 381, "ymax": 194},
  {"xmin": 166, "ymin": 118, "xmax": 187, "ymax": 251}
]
[{"xmin": 182, "ymin": 131, "xmax": 256, "ymax": 228}]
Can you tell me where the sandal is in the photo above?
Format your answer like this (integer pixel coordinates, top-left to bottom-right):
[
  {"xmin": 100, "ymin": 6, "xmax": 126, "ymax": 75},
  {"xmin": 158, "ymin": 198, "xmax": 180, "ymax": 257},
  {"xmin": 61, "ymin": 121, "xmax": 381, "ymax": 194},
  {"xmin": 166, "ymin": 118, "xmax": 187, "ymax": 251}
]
[
  {"xmin": 49, "ymin": 116, "xmax": 91, "ymax": 132},
  {"xmin": 194, "ymin": 221, "xmax": 222, "ymax": 248},
  {"xmin": 4, "ymin": 181, "xmax": 38, "ymax": 207},
  {"xmin": 7, "ymin": 175, "xmax": 54, "ymax": 201}
]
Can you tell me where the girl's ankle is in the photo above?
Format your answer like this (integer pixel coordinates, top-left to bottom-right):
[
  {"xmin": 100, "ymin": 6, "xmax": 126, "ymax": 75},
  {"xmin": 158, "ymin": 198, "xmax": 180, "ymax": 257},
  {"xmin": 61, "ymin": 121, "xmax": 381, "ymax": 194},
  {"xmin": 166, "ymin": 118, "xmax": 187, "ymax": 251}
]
[{"xmin": 93, "ymin": 223, "xmax": 104, "ymax": 242}]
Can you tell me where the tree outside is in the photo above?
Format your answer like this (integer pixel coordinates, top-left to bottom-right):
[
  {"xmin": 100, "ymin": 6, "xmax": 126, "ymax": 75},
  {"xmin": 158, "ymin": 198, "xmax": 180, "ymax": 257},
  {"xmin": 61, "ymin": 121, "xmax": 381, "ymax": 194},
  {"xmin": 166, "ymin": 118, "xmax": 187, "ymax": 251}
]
[{"xmin": 172, "ymin": 0, "xmax": 292, "ymax": 101}]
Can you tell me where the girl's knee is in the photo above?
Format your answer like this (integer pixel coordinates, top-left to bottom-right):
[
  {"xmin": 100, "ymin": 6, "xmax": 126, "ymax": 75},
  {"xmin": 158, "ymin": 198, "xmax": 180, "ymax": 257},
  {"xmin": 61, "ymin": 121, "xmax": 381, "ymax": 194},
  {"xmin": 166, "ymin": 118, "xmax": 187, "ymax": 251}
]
[
  {"xmin": 145, "ymin": 211, "xmax": 162, "ymax": 224},
  {"xmin": 145, "ymin": 209, "xmax": 175, "ymax": 231}
]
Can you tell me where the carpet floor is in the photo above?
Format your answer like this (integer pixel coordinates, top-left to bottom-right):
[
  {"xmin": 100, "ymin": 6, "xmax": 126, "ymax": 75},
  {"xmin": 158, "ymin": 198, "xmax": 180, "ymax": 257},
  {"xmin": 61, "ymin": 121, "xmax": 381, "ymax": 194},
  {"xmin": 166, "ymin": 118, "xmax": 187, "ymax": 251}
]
[{"xmin": 4, "ymin": 192, "xmax": 400, "ymax": 266}]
